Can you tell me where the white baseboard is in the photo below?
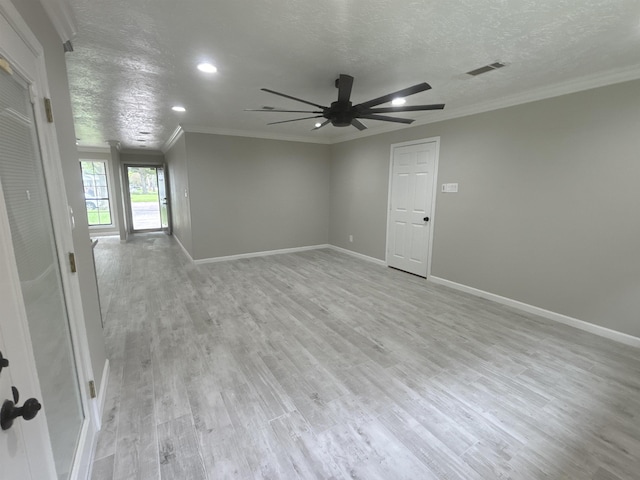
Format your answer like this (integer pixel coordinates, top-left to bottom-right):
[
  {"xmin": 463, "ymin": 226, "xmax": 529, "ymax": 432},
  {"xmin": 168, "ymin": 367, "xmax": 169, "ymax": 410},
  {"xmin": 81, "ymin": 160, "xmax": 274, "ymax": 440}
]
[
  {"xmin": 70, "ymin": 415, "xmax": 94, "ymax": 480},
  {"xmin": 429, "ymin": 276, "xmax": 640, "ymax": 349},
  {"xmin": 327, "ymin": 245, "xmax": 387, "ymax": 267},
  {"xmin": 194, "ymin": 244, "xmax": 331, "ymax": 264},
  {"xmin": 173, "ymin": 234, "xmax": 193, "ymax": 262}
]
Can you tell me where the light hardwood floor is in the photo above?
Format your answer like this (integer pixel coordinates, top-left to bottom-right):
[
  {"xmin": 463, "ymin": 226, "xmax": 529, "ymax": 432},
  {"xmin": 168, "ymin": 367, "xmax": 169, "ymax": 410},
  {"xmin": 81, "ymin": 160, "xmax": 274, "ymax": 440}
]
[{"xmin": 91, "ymin": 233, "xmax": 640, "ymax": 480}]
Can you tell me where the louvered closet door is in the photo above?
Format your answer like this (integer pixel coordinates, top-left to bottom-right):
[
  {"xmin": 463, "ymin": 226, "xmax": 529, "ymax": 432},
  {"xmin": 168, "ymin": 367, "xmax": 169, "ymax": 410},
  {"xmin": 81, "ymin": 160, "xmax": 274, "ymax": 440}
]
[{"xmin": 0, "ymin": 64, "xmax": 83, "ymax": 479}]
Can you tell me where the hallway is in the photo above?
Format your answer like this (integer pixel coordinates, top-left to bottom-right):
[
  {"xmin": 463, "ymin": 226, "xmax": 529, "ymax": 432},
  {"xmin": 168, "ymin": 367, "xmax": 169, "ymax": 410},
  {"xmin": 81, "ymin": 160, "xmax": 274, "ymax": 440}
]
[{"xmin": 90, "ymin": 234, "xmax": 640, "ymax": 479}]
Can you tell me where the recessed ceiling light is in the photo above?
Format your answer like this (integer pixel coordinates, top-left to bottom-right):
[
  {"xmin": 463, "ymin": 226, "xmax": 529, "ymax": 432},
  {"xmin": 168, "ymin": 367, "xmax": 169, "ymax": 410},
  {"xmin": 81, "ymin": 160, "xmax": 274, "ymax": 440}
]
[
  {"xmin": 197, "ymin": 63, "xmax": 217, "ymax": 73},
  {"xmin": 391, "ymin": 98, "xmax": 406, "ymax": 106},
  {"xmin": 315, "ymin": 122, "xmax": 322, "ymax": 128},
  {"xmin": 172, "ymin": 106, "xmax": 186, "ymax": 112}
]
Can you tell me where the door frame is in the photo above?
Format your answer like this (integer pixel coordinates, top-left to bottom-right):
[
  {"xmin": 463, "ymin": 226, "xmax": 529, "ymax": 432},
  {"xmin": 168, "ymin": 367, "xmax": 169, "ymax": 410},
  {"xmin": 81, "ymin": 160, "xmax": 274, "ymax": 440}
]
[
  {"xmin": 123, "ymin": 163, "xmax": 169, "ymax": 233},
  {"xmin": 385, "ymin": 137, "xmax": 440, "ymax": 277},
  {"xmin": 0, "ymin": 1, "xmax": 97, "ymax": 478},
  {"xmin": 160, "ymin": 163, "xmax": 172, "ymax": 235}
]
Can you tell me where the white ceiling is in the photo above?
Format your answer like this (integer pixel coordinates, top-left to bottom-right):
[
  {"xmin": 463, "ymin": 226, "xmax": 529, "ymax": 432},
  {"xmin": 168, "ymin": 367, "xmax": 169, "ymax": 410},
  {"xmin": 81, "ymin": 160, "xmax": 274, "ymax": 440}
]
[{"xmin": 65, "ymin": 0, "xmax": 640, "ymax": 151}]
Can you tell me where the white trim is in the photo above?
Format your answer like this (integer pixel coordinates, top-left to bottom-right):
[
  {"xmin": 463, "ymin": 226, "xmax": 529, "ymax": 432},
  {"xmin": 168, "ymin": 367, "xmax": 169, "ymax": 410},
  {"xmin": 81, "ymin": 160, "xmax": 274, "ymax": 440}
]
[
  {"xmin": 106, "ymin": 139, "xmax": 121, "ymax": 149},
  {"xmin": 80, "ymin": 157, "xmax": 118, "ymax": 231},
  {"xmin": 94, "ymin": 359, "xmax": 110, "ymax": 430},
  {"xmin": 173, "ymin": 234, "xmax": 193, "ymax": 262},
  {"xmin": 120, "ymin": 148, "xmax": 164, "ymax": 156},
  {"xmin": 332, "ymin": 65, "xmax": 640, "ymax": 144},
  {"xmin": 429, "ymin": 276, "xmax": 640, "ymax": 349},
  {"xmin": 77, "ymin": 146, "xmax": 111, "ymax": 154},
  {"xmin": 181, "ymin": 123, "xmax": 332, "ymax": 145},
  {"xmin": 89, "ymin": 226, "xmax": 119, "ymax": 235},
  {"xmin": 385, "ymin": 137, "xmax": 440, "ymax": 277},
  {"xmin": 39, "ymin": 0, "xmax": 77, "ymax": 42},
  {"xmin": 193, "ymin": 244, "xmax": 331, "ymax": 265},
  {"xmin": 161, "ymin": 125, "xmax": 184, "ymax": 153},
  {"xmin": 68, "ymin": 418, "xmax": 92, "ymax": 480},
  {"xmin": 0, "ymin": 3, "xmax": 98, "ymax": 478},
  {"xmin": 327, "ymin": 245, "xmax": 386, "ymax": 266}
]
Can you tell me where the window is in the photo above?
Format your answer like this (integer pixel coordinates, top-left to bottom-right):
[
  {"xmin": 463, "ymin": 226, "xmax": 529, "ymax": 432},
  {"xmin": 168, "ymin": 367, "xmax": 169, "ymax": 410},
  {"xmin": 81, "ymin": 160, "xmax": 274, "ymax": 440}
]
[{"xmin": 80, "ymin": 161, "xmax": 112, "ymax": 226}]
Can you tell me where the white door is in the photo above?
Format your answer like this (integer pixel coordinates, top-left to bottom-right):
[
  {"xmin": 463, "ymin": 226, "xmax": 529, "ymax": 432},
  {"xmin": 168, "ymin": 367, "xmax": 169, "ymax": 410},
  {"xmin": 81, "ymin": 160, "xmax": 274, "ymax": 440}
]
[
  {"xmin": 387, "ymin": 140, "xmax": 438, "ymax": 277},
  {"xmin": 1, "ymin": 2, "xmax": 95, "ymax": 479},
  {"xmin": 0, "ymin": 201, "xmax": 56, "ymax": 479}
]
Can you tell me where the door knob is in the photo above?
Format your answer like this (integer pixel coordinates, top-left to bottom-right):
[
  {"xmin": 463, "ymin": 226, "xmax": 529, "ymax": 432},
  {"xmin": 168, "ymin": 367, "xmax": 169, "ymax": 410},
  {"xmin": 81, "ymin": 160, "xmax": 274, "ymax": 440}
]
[
  {"xmin": 0, "ymin": 350, "xmax": 8, "ymax": 373},
  {"xmin": 423, "ymin": 216, "xmax": 430, "ymax": 222},
  {"xmin": 1, "ymin": 387, "xmax": 41, "ymax": 430}
]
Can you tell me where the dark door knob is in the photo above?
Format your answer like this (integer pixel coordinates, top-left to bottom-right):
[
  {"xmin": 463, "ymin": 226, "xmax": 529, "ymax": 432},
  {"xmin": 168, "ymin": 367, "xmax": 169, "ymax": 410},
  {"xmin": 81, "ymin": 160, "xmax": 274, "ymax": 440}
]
[
  {"xmin": 423, "ymin": 216, "xmax": 430, "ymax": 222},
  {"xmin": 1, "ymin": 387, "xmax": 41, "ymax": 430},
  {"xmin": 0, "ymin": 350, "xmax": 8, "ymax": 373}
]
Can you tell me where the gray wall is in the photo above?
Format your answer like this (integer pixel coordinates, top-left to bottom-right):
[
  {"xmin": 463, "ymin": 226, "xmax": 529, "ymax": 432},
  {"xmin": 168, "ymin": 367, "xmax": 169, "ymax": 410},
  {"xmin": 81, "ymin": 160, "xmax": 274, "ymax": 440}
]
[
  {"xmin": 185, "ymin": 133, "xmax": 331, "ymax": 260},
  {"xmin": 165, "ymin": 133, "xmax": 193, "ymax": 255},
  {"xmin": 330, "ymin": 79, "xmax": 640, "ymax": 338},
  {"xmin": 11, "ymin": 0, "xmax": 107, "ymax": 387}
]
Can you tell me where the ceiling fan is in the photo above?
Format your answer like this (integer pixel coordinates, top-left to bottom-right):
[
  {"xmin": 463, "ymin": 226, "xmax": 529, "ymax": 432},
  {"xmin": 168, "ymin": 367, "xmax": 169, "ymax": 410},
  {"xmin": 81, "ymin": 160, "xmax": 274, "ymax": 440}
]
[{"xmin": 247, "ymin": 74, "xmax": 445, "ymax": 131}]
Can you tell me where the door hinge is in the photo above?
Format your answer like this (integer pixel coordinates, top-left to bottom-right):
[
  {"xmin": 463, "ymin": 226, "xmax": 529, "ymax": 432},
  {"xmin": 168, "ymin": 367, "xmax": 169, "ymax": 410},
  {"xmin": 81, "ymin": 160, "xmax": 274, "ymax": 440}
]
[
  {"xmin": 68, "ymin": 252, "xmax": 77, "ymax": 273},
  {"xmin": 44, "ymin": 98, "xmax": 54, "ymax": 123},
  {"xmin": 0, "ymin": 56, "xmax": 13, "ymax": 75},
  {"xmin": 88, "ymin": 380, "xmax": 96, "ymax": 399}
]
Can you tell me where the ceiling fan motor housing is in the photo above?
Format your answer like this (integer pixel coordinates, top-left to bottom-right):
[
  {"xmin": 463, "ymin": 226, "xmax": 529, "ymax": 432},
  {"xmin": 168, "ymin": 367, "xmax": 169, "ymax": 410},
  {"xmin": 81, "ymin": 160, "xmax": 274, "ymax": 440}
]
[{"xmin": 328, "ymin": 101, "xmax": 355, "ymax": 127}]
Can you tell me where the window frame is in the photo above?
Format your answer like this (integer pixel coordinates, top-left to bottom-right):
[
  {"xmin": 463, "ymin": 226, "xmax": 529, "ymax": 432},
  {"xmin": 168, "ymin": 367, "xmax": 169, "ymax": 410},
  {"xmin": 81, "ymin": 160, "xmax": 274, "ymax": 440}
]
[{"xmin": 80, "ymin": 160, "xmax": 113, "ymax": 227}]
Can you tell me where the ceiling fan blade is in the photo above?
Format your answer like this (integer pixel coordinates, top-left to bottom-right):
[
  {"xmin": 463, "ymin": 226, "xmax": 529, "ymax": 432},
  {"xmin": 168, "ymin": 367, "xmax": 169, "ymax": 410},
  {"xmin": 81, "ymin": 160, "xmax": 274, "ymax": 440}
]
[
  {"xmin": 261, "ymin": 88, "xmax": 326, "ymax": 109},
  {"xmin": 356, "ymin": 82, "xmax": 432, "ymax": 110},
  {"xmin": 267, "ymin": 115, "xmax": 323, "ymax": 125},
  {"xmin": 359, "ymin": 114, "xmax": 415, "ymax": 124},
  {"xmin": 337, "ymin": 74, "xmax": 354, "ymax": 103},
  {"xmin": 245, "ymin": 108, "xmax": 324, "ymax": 113},
  {"xmin": 312, "ymin": 120, "xmax": 331, "ymax": 130},
  {"xmin": 365, "ymin": 104, "xmax": 445, "ymax": 114},
  {"xmin": 351, "ymin": 119, "xmax": 367, "ymax": 131}
]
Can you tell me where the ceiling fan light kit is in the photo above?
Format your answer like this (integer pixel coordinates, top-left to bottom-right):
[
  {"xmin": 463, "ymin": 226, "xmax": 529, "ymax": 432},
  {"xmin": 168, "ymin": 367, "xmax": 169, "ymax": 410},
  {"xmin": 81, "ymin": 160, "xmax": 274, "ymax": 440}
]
[{"xmin": 247, "ymin": 74, "xmax": 445, "ymax": 131}]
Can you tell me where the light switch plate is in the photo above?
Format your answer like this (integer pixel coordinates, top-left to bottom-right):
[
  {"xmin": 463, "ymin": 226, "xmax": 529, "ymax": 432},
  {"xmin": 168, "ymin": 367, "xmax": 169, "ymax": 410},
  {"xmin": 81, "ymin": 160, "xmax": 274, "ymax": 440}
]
[{"xmin": 442, "ymin": 183, "xmax": 459, "ymax": 193}]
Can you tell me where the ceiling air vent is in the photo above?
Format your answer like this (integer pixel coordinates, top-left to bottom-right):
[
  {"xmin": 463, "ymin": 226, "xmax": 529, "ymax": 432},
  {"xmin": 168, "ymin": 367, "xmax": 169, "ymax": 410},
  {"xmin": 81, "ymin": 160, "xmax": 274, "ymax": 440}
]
[{"xmin": 466, "ymin": 62, "xmax": 506, "ymax": 76}]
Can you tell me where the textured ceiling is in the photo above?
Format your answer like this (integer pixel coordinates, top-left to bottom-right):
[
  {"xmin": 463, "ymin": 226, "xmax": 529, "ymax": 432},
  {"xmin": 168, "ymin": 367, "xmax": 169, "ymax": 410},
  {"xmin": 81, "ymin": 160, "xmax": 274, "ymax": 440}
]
[{"xmin": 65, "ymin": 0, "xmax": 640, "ymax": 150}]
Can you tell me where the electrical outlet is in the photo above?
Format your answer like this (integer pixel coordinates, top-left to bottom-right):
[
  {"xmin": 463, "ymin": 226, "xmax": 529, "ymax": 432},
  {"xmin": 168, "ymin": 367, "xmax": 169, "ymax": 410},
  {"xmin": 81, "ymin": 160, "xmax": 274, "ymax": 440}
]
[{"xmin": 349, "ymin": 235, "xmax": 353, "ymax": 243}]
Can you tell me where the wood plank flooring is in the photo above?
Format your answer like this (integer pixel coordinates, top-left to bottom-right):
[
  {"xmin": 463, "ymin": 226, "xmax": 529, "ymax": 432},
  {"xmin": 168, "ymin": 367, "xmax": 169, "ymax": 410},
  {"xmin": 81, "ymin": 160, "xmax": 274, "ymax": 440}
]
[{"xmin": 91, "ymin": 233, "xmax": 640, "ymax": 479}]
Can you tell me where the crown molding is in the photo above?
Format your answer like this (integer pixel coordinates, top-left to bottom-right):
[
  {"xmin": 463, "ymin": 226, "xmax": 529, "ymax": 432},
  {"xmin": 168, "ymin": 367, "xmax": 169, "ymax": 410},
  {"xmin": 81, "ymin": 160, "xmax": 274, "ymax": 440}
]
[
  {"xmin": 157, "ymin": 66, "xmax": 640, "ymax": 149},
  {"xmin": 332, "ymin": 64, "xmax": 640, "ymax": 144},
  {"xmin": 106, "ymin": 139, "xmax": 121, "ymax": 150},
  {"xmin": 161, "ymin": 125, "xmax": 184, "ymax": 153},
  {"xmin": 119, "ymin": 148, "xmax": 164, "ymax": 156},
  {"xmin": 39, "ymin": 0, "xmax": 77, "ymax": 42},
  {"xmin": 77, "ymin": 146, "xmax": 110, "ymax": 154},
  {"xmin": 181, "ymin": 124, "xmax": 332, "ymax": 145}
]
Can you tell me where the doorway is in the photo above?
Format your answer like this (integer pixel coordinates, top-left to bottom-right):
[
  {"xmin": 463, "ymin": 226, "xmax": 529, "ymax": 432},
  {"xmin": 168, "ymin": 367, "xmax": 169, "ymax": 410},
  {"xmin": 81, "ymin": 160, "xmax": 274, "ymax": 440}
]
[
  {"xmin": 125, "ymin": 165, "xmax": 169, "ymax": 232},
  {"xmin": 386, "ymin": 138, "xmax": 439, "ymax": 277},
  {"xmin": 0, "ymin": 2, "xmax": 96, "ymax": 478}
]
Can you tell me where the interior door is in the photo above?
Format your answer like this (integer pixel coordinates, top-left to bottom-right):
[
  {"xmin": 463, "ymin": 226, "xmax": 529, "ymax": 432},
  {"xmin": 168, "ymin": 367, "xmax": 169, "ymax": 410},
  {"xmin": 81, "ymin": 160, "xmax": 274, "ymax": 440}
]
[
  {"xmin": 1, "ymin": 5, "xmax": 92, "ymax": 478},
  {"xmin": 0, "ymin": 47, "xmax": 56, "ymax": 480},
  {"xmin": 387, "ymin": 141, "xmax": 437, "ymax": 277},
  {"xmin": 0, "ymin": 258, "xmax": 54, "ymax": 478}
]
